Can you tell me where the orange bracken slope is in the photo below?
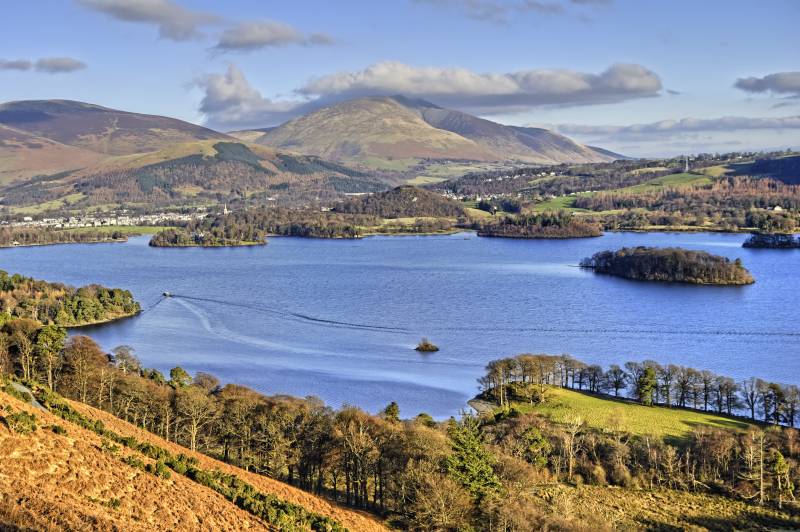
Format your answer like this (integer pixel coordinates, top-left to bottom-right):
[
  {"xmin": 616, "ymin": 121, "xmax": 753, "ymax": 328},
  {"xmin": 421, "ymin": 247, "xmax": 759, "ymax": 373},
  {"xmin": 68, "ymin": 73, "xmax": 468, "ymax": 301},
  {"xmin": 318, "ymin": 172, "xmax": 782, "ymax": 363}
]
[{"xmin": 0, "ymin": 390, "xmax": 387, "ymax": 532}]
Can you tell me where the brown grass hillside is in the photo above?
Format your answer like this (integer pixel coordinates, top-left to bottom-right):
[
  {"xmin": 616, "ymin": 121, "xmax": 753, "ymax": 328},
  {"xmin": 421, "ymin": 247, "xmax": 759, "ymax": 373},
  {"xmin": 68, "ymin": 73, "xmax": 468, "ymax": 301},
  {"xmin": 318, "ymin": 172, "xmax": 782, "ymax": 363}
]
[{"xmin": 0, "ymin": 390, "xmax": 387, "ymax": 532}]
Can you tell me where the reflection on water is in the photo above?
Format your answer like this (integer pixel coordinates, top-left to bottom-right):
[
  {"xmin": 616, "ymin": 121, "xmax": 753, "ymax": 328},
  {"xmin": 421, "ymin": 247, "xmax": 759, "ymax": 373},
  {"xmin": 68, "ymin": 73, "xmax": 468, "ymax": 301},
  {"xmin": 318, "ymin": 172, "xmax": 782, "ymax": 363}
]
[{"xmin": 3, "ymin": 231, "xmax": 798, "ymax": 418}]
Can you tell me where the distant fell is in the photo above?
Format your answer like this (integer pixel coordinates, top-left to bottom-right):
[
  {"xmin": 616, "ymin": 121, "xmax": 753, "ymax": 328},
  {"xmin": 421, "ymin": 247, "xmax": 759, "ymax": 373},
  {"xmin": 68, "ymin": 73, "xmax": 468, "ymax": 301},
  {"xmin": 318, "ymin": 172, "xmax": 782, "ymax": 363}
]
[{"xmin": 250, "ymin": 96, "xmax": 619, "ymax": 168}]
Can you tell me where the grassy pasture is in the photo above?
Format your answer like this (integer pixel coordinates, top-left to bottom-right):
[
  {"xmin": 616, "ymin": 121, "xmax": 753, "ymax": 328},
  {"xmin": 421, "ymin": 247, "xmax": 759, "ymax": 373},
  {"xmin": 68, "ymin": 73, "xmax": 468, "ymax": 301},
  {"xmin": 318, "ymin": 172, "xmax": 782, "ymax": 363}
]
[
  {"xmin": 532, "ymin": 196, "xmax": 590, "ymax": 212},
  {"xmin": 511, "ymin": 386, "xmax": 755, "ymax": 441},
  {"xmin": 613, "ymin": 172, "xmax": 712, "ymax": 194}
]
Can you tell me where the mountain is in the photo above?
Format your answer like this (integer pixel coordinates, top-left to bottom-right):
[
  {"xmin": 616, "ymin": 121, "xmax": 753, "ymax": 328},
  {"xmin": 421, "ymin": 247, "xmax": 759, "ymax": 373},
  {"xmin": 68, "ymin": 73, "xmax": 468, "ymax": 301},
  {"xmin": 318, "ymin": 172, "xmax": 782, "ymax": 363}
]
[
  {"xmin": 0, "ymin": 386, "xmax": 385, "ymax": 531},
  {"xmin": 247, "ymin": 96, "xmax": 618, "ymax": 168},
  {"xmin": 252, "ymin": 96, "xmax": 498, "ymax": 164}
]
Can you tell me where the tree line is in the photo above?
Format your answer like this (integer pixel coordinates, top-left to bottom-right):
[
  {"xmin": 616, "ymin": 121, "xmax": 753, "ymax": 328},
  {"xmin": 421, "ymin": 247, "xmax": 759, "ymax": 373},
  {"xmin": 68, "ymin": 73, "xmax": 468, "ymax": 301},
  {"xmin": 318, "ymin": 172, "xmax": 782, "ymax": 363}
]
[{"xmin": 480, "ymin": 353, "xmax": 798, "ymax": 426}]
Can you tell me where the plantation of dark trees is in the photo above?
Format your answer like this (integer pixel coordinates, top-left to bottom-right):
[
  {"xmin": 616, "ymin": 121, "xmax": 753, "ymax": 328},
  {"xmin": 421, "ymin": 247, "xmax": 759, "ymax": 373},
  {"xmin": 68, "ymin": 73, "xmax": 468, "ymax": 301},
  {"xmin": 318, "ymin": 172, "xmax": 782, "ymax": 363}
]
[{"xmin": 581, "ymin": 247, "xmax": 755, "ymax": 285}]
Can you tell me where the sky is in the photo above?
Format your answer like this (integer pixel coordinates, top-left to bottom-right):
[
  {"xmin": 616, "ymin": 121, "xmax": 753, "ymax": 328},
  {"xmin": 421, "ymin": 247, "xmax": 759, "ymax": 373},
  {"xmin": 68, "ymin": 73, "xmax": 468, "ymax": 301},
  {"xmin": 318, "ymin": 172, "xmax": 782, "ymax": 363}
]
[{"xmin": 1, "ymin": 0, "xmax": 798, "ymax": 157}]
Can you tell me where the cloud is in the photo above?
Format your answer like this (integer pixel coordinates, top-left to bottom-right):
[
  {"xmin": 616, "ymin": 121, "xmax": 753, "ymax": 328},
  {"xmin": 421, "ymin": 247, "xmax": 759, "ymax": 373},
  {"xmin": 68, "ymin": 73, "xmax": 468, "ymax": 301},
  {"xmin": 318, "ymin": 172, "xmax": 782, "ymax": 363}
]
[
  {"xmin": 550, "ymin": 116, "xmax": 800, "ymax": 142},
  {"xmin": 0, "ymin": 57, "xmax": 86, "ymax": 73},
  {"xmin": 196, "ymin": 61, "xmax": 662, "ymax": 129},
  {"xmin": 195, "ymin": 64, "xmax": 307, "ymax": 129},
  {"xmin": 0, "ymin": 59, "xmax": 33, "ymax": 71},
  {"xmin": 298, "ymin": 61, "xmax": 662, "ymax": 113},
  {"xmin": 34, "ymin": 57, "xmax": 87, "ymax": 73},
  {"xmin": 213, "ymin": 20, "xmax": 334, "ymax": 52},
  {"xmin": 414, "ymin": 0, "xmax": 609, "ymax": 23},
  {"xmin": 734, "ymin": 71, "xmax": 800, "ymax": 97},
  {"xmin": 75, "ymin": 0, "xmax": 221, "ymax": 40}
]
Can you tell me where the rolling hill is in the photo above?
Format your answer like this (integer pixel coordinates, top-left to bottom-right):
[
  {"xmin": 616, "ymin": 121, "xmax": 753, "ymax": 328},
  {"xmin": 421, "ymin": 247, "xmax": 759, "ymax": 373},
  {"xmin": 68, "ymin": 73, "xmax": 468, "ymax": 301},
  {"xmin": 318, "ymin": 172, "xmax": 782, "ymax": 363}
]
[
  {"xmin": 237, "ymin": 96, "xmax": 618, "ymax": 168},
  {"xmin": 0, "ymin": 385, "xmax": 386, "ymax": 531}
]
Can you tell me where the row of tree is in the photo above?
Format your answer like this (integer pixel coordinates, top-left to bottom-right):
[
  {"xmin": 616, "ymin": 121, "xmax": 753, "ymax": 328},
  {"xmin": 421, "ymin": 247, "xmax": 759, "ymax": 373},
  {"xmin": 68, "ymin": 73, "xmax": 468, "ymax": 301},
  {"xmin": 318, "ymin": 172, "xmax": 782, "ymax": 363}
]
[{"xmin": 479, "ymin": 353, "xmax": 799, "ymax": 426}]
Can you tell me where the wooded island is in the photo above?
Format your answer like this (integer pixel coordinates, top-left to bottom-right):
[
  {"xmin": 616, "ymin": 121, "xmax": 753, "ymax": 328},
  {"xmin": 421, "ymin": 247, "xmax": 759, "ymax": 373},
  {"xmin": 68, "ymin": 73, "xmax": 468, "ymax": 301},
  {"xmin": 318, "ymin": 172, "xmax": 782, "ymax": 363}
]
[{"xmin": 580, "ymin": 247, "xmax": 755, "ymax": 285}]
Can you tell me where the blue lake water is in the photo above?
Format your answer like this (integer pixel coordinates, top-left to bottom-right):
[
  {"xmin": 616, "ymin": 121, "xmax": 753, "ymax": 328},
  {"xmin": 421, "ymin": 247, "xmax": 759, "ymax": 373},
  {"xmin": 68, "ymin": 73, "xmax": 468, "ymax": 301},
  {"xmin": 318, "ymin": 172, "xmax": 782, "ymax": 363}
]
[{"xmin": 2, "ymin": 232, "xmax": 797, "ymax": 418}]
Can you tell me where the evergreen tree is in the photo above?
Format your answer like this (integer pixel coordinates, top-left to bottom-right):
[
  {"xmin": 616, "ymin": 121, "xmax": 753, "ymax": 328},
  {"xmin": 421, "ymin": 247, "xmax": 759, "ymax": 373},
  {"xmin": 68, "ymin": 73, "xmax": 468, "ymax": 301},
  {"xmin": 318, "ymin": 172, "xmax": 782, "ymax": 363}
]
[
  {"xmin": 636, "ymin": 366, "xmax": 658, "ymax": 406},
  {"xmin": 446, "ymin": 415, "xmax": 502, "ymax": 503}
]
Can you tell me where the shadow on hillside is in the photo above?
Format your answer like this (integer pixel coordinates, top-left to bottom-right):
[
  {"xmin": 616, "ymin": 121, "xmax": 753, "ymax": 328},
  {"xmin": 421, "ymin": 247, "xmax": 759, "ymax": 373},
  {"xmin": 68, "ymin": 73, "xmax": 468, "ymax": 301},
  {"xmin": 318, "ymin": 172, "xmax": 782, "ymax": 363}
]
[{"xmin": 683, "ymin": 508, "xmax": 800, "ymax": 531}]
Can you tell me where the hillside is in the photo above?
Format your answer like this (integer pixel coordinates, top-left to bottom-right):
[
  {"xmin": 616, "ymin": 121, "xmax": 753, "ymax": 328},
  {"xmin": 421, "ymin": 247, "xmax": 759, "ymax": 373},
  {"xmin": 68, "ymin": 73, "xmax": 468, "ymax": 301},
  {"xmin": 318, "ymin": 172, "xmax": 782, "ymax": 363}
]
[
  {"xmin": 1, "ymin": 140, "xmax": 385, "ymax": 211},
  {"xmin": 252, "ymin": 96, "xmax": 616, "ymax": 169},
  {"xmin": 0, "ymin": 386, "xmax": 386, "ymax": 531}
]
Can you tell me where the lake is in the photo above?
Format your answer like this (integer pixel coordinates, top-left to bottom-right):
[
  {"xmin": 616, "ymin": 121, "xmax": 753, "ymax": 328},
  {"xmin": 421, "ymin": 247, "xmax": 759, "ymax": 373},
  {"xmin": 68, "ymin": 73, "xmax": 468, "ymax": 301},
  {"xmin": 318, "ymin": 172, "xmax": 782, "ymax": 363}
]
[{"xmin": 2, "ymin": 232, "xmax": 798, "ymax": 418}]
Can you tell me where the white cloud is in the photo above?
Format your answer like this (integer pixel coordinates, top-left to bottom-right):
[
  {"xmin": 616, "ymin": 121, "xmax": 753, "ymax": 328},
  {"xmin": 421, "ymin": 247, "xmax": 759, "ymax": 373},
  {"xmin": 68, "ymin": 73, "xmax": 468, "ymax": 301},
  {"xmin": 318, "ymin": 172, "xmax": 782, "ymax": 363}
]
[
  {"xmin": 196, "ymin": 61, "xmax": 662, "ymax": 129},
  {"xmin": 195, "ymin": 64, "xmax": 306, "ymax": 129},
  {"xmin": 213, "ymin": 21, "xmax": 334, "ymax": 52},
  {"xmin": 299, "ymin": 61, "xmax": 662, "ymax": 113},
  {"xmin": 76, "ymin": 0, "xmax": 221, "ymax": 40}
]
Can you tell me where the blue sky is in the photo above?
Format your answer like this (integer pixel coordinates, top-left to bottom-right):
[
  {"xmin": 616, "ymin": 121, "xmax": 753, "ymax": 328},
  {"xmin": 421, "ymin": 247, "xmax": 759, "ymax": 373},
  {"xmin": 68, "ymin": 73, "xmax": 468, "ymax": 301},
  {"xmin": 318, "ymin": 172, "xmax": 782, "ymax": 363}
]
[{"xmin": 1, "ymin": 0, "xmax": 798, "ymax": 156}]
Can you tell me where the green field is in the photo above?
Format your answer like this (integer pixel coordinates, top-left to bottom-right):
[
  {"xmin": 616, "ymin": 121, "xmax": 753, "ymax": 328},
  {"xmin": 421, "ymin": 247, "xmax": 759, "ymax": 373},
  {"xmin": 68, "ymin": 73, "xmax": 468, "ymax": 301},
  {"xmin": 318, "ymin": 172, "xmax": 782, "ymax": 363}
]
[
  {"xmin": 511, "ymin": 386, "xmax": 755, "ymax": 441},
  {"xmin": 613, "ymin": 172, "xmax": 712, "ymax": 194},
  {"xmin": 533, "ymin": 195, "xmax": 590, "ymax": 212}
]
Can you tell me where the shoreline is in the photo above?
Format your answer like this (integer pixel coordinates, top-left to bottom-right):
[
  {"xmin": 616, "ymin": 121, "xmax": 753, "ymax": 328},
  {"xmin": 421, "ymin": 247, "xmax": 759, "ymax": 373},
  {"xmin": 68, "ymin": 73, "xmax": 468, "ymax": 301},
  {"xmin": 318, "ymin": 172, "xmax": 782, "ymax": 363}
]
[
  {"xmin": 65, "ymin": 309, "xmax": 142, "ymax": 329},
  {"xmin": 0, "ymin": 237, "xmax": 129, "ymax": 249},
  {"xmin": 149, "ymin": 240, "xmax": 267, "ymax": 249}
]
